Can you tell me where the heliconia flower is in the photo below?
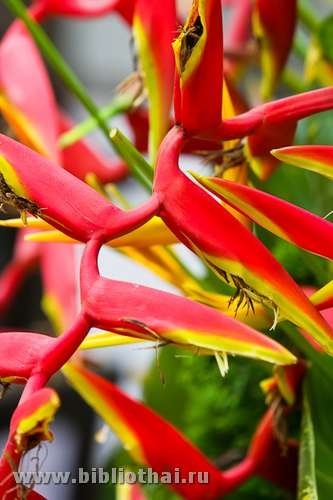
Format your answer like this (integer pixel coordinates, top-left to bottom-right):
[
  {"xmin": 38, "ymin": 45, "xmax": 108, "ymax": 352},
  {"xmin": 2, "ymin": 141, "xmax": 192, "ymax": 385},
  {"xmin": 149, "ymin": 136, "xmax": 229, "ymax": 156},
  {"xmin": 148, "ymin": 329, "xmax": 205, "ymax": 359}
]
[
  {"xmin": 0, "ymin": 331, "xmax": 55, "ymax": 384},
  {"xmin": 0, "ymin": 388, "xmax": 60, "ymax": 498},
  {"xmin": 252, "ymin": 0, "xmax": 297, "ymax": 100},
  {"xmin": 153, "ymin": 126, "xmax": 333, "ymax": 355},
  {"xmin": 192, "ymin": 176, "xmax": 333, "ymax": 261},
  {"xmin": 59, "ymin": 112, "xmax": 127, "ymax": 183},
  {"xmin": 41, "ymin": 244, "xmax": 78, "ymax": 333},
  {"xmin": 272, "ymin": 145, "xmax": 333, "ymax": 180},
  {"xmin": 34, "ymin": 0, "xmax": 135, "ymax": 25},
  {"xmin": 310, "ymin": 280, "xmax": 333, "ymax": 312},
  {"xmin": 173, "ymin": 0, "xmax": 224, "ymax": 134},
  {"xmin": 133, "ymin": 0, "xmax": 176, "ymax": 163},
  {"xmin": 80, "ymin": 238, "xmax": 295, "ymax": 365},
  {"xmin": 0, "ymin": 134, "xmax": 159, "ymax": 242},
  {"xmin": 0, "ymin": 16, "xmax": 59, "ymax": 162},
  {"xmin": 0, "ymin": 228, "xmax": 41, "ymax": 317},
  {"xmin": 62, "ymin": 362, "xmax": 226, "ymax": 499}
]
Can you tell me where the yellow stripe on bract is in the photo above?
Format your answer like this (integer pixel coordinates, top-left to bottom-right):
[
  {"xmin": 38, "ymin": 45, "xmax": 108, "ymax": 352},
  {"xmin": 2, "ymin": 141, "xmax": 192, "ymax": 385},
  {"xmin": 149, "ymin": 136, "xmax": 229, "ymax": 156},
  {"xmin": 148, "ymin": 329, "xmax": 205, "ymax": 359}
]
[
  {"xmin": 16, "ymin": 392, "xmax": 60, "ymax": 437},
  {"xmin": 62, "ymin": 363, "xmax": 146, "ymax": 464},
  {"xmin": 24, "ymin": 218, "xmax": 177, "ymax": 247},
  {"xmin": 163, "ymin": 329, "xmax": 296, "ymax": 365},
  {"xmin": 275, "ymin": 366, "xmax": 295, "ymax": 405},
  {"xmin": 183, "ymin": 282, "xmax": 272, "ymax": 330},
  {"xmin": 80, "ymin": 332, "xmax": 145, "ymax": 350},
  {"xmin": 272, "ymin": 151, "xmax": 333, "ymax": 180},
  {"xmin": 0, "ymin": 155, "xmax": 29, "ymax": 198},
  {"xmin": 173, "ymin": 0, "xmax": 208, "ymax": 84},
  {"xmin": 196, "ymin": 175, "xmax": 291, "ymax": 241},
  {"xmin": 133, "ymin": 18, "xmax": 169, "ymax": 164},
  {"xmin": 0, "ymin": 93, "xmax": 50, "ymax": 159},
  {"xmin": 41, "ymin": 293, "xmax": 65, "ymax": 335},
  {"xmin": 203, "ymin": 251, "xmax": 333, "ymax": 354},
  {"xmin": 0, "ymin": 216, "xmax": 50, "ymax": 228},
  {"xmin": 310, "ymin": 280, "xmax": 333, "ymax": 308}
]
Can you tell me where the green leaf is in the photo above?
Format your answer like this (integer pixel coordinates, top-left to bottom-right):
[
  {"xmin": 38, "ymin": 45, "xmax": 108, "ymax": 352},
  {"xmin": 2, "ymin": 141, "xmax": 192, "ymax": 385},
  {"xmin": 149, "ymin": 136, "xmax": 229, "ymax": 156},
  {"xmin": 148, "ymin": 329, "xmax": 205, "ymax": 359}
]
[
  {"xmin": 298, "ymin": 388, "xmax": 318, "ymax": 500},
  {"xmin": 305, "ymin": 365, "xmax": 333, "ymax": 499}
]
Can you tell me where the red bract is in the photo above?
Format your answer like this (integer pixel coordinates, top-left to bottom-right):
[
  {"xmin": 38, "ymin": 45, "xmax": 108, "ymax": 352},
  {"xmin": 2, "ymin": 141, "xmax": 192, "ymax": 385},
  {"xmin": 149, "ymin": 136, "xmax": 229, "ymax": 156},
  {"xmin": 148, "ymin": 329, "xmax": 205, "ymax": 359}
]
[
  {"xmin": 0, "ymin": 388, "xmax": 60, "ymax": 499},
  {"xmin": 0, "ymin": 134, "xmax": 159, "ymax": 242},
  {"xmin": 0, "ymin": 16, "xmax": 59, "ymax": 161},
  {"xmin": 173, "ymin": 0, "xmax": 223, "ymax": 134},
  {"xmin": 193, "ymin": 176, "xmax": 333, "ymax": 261},
  {"xmin": 64, "ymin": 363, "xmax": 226, "ymax": 500},
  {"xmin": 0, "ymin": 331, "xmax": 54, "ymax": 383},
  {"xmin": 80, "ymin": 238, "xmax": 295, "ymax": 365},
  {"xmin": 133, "ymin": 0, "xmax": 176, "ymax": 162},
  {"xmin": 272, "ymin": 145, "xmax": 333, "ymax": 180},
  {"xmin": 153, "ymin": 126, "xmax": 333, "ymax": 354},
  {"xmin": 253, "ymin": 0, "xmax": 297, "ymax": 100}
]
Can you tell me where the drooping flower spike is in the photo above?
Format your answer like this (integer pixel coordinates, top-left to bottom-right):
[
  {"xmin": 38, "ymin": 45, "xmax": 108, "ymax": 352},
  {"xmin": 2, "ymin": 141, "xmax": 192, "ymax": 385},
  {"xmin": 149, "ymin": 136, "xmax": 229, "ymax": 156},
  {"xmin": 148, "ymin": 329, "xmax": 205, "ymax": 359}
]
[
  {"xmin": 252, "ymin": 0, "xmax": 297, "ymax": 100},
  {"xmin": 193, "ymin": 175, "xmax": 333, "ymax": 262},
  {"xmin": 0, "ymin": 387, "xmax": 60, "ymax": 499},
  {"xmin": 154, "ymin": 126, "xmax": 333, "ymax": 355},
  {"xmin": 272, "ymin": 145, "xmax": 333, "ymax": 180},
  {"xmin": 133, "ymin": 0, "xmax": 176, "ymax": 163},
  {"xmin": 79, "ymin": 237, "xmax": 295, "ymax": 365},
  {"xmin": 0, "ymin": 134, "xmax": 159, "ymax": 243}
]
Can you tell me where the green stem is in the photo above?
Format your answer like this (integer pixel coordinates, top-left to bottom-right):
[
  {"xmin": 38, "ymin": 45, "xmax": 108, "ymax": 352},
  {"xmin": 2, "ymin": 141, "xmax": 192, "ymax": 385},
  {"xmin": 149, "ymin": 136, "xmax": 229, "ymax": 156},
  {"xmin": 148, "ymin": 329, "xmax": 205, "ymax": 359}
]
[
  {"xmin": 110, "ymin": 128, "xmax": 153, "ymax": 191},
  {"xmin": 59, "ymin": 95, "xmax": 134, "ymax": 149},
  {"xmin": 298, "ymin": 1, "xmax": 320, "ymax": 33},
  {"xmin": 4, "ymin": 0, "xmax": 152, "ymax": 190}
]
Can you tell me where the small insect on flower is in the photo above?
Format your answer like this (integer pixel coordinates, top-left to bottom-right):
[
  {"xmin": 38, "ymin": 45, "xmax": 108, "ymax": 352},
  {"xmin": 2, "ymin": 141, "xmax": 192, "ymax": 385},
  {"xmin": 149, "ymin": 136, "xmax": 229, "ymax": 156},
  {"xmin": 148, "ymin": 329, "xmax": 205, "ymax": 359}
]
[
  {"xmin": 179, "ymin": 15, "xmax": 204, "ymax": 72},
  {"xmin": 0, "ymin": 173, "xmax": 43, "ymax": 225}
]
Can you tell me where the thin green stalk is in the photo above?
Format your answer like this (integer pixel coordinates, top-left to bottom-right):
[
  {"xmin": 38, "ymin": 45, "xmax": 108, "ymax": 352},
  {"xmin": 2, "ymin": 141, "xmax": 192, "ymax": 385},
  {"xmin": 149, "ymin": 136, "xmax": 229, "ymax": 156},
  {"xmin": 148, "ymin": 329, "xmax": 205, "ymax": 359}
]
[
  {"xmin": 59, "ymin": 95, "xmax": 134, "ymax": 149},
  {"xmin": 4, "ymin": 0, "xmax": 152, "ymax": 190},
  {"xmin": 110, "ymin": 128, "xmax": 153, "ymax": 191}
]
